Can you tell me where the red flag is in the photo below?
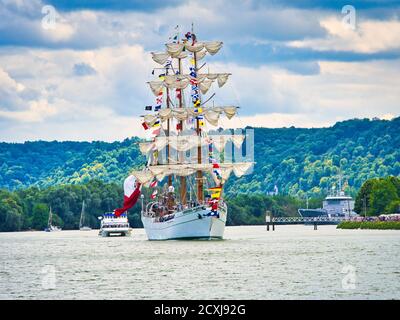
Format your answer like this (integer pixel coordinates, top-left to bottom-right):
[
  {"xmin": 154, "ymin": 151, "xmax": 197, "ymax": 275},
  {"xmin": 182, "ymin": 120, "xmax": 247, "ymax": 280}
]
[
  {"xmin": 142, "ymin": 122, "xmax": 149, "ymax": 130},
  {"xmin": 176, "ymin": 89, "xmax": 181, "ymax": 100},
  {"xmin": 114, "ymin": 175, "xmax": 141, "ymax": 217},
  {"xmin": 210, "ymin": 199, "xmax": 219, "ymax": 211}
]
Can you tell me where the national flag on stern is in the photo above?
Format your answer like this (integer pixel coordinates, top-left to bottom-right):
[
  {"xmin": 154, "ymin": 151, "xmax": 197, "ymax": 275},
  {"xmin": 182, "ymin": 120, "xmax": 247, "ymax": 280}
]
[{"xmin": 114, "ymin": 175, "xmax": 141, "ymax": 217}]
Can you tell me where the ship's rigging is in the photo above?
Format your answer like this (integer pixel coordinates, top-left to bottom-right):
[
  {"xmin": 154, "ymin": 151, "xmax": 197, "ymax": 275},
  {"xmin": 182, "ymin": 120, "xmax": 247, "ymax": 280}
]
[{"xmin": 132, "ymin": 26, "xmax": 252, "ymax": 205}]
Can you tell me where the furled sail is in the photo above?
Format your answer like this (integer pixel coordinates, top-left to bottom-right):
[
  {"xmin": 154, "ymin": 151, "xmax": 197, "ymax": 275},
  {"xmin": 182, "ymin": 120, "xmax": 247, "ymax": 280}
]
[
  {"xmin": 166, "ymin": 42, "xmax": 223, "ymax": 55},
  {"xmin": 199, "ymin": 79, "xmax": 214, "ymax": 94},
  {"xmin": 203, "ymin": 109, "xmax": 220, "ymax": 126},
  {"xmin": 151, "ymin": 46, "xmax": 209, "ymax": 65},
  {"xmin": 153, "ymin": 73, "xmax": 230, "ymax": 91},
  {"xmin": 164, "ymin": 78, "xmax": 190, "ymax": 90},
  {"xmin": 185, "ymin": 43, "xmax": 205, "ymax": 52},
  {"xmin": 196, "ymin": 50, "xmax": 207, "ymax": 60},
  {"xmin": 172, "ymin": 108, "xmax": 188, "ymax": 121},
  {"xmin": 144, "ymin": 106, "xmax": 239, "ymax": 125},
  {"xmin": 131, "ymin": 162, "xmax": 252, "ymax": 183},
  {"xmin": 217, "ymin": 73, "xmax": 230, "ymax": 87},
  {"xmin": 164, "ymin": 74, "xmax": 187, "ymax": 85},
  {"xmin": 148, "ymin": 81, "xmax": 164, "ymax": 96},
  {"xmin": 223, "ymin": 106, "xmax": 238, "ymax": 119},
  {"xmin": 130, "ymin": 171, "xmax": 154, "ymax": 184},
  {"xmin": 138, "ymin": 134, "xmax": 245, "ymax": 154},
  {"xmin": 171, "ymin": 51, "xmax": 188, "ymax": 59},
  {"xmin": 204, "ymin": 41, "xmax": 223, "ymax": 55},
  {"xmin": 165, "ymin": 43, "xmax": 184, "ymax": 56},
  {"xmin": 151, "ymin": 52, "xmax": 170, "ymax": 65}
]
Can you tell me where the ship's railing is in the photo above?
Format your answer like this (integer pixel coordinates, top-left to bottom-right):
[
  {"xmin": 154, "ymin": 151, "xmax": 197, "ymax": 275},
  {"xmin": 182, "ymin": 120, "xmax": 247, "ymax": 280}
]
[
  {"xmin": 143, "ymin": 201, "xmax": 159, "ymax": 217},
  {"xmin": 142, "ymin": 199, "xmax": 227, "ymax": 218}
]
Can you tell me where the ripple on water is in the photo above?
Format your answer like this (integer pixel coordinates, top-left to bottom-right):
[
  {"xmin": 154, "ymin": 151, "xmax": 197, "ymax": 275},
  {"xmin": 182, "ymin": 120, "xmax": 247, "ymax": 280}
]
[{"xmin": 0, "ymin": 226, "xmax": 399, "ymax": 299}]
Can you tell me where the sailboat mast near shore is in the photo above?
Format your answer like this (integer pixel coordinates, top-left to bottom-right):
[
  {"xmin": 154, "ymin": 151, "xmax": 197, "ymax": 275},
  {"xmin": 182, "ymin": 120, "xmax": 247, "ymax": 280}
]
[
  {"xmin": 115, "ymin": 26, "xmax": 253, "ymax": 240},
  {"xmin": 79, "ymin": 200, "xmax": 92, "ymax": 231},
  {"xmin": 45, "ymin": 206, "xmax": 61, "ymax": 232}
]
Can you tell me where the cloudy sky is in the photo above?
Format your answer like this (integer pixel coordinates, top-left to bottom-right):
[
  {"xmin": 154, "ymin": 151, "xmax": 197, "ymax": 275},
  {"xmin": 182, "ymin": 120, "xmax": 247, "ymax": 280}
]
[{"xmin": 0, "ymin": 0, "xmax": 399, "ymax": 142}]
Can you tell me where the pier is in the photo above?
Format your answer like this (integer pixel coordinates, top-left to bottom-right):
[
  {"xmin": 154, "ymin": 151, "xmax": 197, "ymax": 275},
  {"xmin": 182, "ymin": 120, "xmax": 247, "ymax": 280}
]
[{"xmin": 266, "ymin": 214, "xmax": 348, "ymax": 231}]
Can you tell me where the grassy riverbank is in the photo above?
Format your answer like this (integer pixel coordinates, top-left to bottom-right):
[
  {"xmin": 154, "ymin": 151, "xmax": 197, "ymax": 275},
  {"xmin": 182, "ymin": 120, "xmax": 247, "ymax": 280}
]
[{"xmin": 337, "ymin": 221, "xmax": 400, "ymax": 230}]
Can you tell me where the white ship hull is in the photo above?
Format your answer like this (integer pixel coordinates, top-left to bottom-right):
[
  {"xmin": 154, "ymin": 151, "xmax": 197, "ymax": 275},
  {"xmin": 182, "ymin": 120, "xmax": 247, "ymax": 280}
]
[
  {"xmin": 45, "ymin": 225, "xmax": 61, "ymax": 232},
  {"xmin": 141, "ymin": 205, "xmax": 227, "ymax": 240}
]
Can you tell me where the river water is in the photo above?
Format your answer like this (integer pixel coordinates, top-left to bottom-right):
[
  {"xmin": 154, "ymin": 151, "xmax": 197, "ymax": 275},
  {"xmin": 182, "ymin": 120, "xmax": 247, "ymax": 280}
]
[{"xmin": 0, "ymin": 225, "xmax": 399, "ymax": 300}]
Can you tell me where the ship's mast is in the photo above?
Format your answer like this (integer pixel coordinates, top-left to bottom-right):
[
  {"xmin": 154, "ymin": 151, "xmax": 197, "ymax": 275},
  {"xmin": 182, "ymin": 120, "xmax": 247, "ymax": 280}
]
[
  {"xmin": 48, "ymin": 206, "xmax": 52, "ymax": 227},
  {"xmin": 192, "ymin": 24, "xmax": 204, "ymax": 203},
  {"xmin": 79, "ymin": 200, "xmax": 85, "ymax": 228},
  {"xmin": 177, "ymin": 30, "xmax": 187, "ymax": 205},
  {"xmin": 166, "ymin": 64, "xmax": 172, "ymax": 187}
]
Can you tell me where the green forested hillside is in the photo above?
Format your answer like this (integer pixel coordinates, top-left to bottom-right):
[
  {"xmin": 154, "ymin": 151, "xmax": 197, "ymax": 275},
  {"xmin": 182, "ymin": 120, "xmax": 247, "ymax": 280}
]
[
  {"xmin": 227, "ymin": 117, "xmax": 400, "ymax": 197},
  {"xmin": 0, "ymin": 117, "xmax": 399, "ymax": 197},
  {"xmin": 0, "ymin": 138, "xmax": 145, "ymax": 190},
  {"xmin": 1, "ymin": 117, "xmax": 399, "ymax": 232}
]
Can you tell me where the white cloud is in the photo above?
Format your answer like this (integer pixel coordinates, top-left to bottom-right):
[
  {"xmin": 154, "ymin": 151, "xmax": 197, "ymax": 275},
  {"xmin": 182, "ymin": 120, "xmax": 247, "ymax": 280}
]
[
  {"xmin": 288, "ymin": 16, "xmax": 400, "ymax": 53},
  {"xmin": 0, "ymin": 2, "xmax": 399, "ymax": 142},
  {"xmin": 0, "ymin": 99, "xmax": 56, "ymax": 122},
  {"xmin": 207, "ymin": 57, "xmax": 400, "ymax": 120},
  {"xmin": 0, "ymin": 0, "xmax": 326, "ymax": 49},
  {"xmin": 0, "ymin": 44, "xmax": 156, "ymax": 140},
  {"xmin": 2, "ymin": 46, "xmax": 399, "ymax": 142}
]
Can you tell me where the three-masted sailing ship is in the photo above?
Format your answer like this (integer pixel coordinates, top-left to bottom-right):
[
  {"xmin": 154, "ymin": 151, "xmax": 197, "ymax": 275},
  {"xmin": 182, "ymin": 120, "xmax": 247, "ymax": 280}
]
[{"xmin": 130, "ymin": 27, "xmax": 253, "ymax": 240}]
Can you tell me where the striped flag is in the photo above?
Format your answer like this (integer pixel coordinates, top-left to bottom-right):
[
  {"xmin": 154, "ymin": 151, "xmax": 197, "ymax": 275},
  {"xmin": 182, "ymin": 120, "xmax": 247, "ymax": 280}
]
[
  {"xmin": 150, "ymin": 189, "xmax": 158, "ymax": 199},
  {"xmin": 114, "ymin": 175, "xmax": 142, "ymax": 217},
  {"xmin": 150, "ymin": 180, "xmax": 158, "ymax": 188}
]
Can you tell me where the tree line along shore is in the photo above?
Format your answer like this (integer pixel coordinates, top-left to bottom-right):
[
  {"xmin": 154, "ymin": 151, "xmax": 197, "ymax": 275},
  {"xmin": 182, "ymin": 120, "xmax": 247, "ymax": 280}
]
[{"xmin": 1, "ymin": 176, "xmax": 399, "ymax": 232}]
